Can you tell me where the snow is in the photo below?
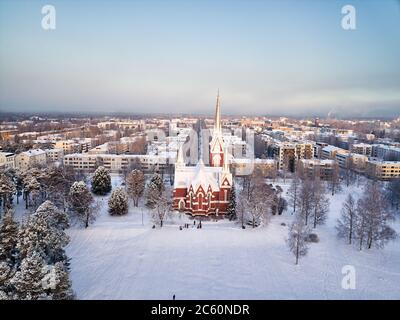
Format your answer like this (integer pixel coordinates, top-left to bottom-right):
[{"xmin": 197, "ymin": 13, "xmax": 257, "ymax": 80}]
[{"xmin": 25, "ymin": 175, "xmax": 400, "ymax": 299}]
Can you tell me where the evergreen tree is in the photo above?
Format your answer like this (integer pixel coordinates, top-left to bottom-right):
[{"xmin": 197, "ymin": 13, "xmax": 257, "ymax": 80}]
[
  {"xmin": 91, "ymin": 166, "xmax": 112, "ymax": 195},
  {"xmin": 42, "ymin": 262, "xmax": 74, "ymax": 300},
  {"xmin": 227, "ymin": 184, "xmax": 237, "ymax": 220},
  {"xmin": 108, "ymin": 187, "xmax": 129, "ymax": 216},
  {"xmin": 11, "ymin": 251, "xmax": 47, "ymax": 300},
  {"xmin": 68, "ymin": 181, "xmax": 95, "ymax": 228},
  {"xmin": 0, "ymin": 210, "xmax": 19, "ymax": 264},
  {"xmin": 145, "ymin": 173, "xmax": 164, "ymax": 209},
  {"xmin": 0, "ymin": 172, "xmax": 16, "ymax": 214},
  {"xmin": 17, "ymin": 201, "xmax": 70, "ymax": 264},
  {"xmin": 0, "ymin": 261, "xmax": 15, "ymax": 299}
]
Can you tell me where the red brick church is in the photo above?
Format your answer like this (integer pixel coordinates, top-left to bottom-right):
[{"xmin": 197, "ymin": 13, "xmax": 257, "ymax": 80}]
[{"xmin": 172, "ymin": 93, "xmax": 233, "ymax": 216}]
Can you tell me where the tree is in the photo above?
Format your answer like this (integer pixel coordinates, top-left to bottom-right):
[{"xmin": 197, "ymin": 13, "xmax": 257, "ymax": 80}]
[
  {"xmin": 310, "ymin": 178, "xmax": 330, "ymax": 228},
  {"xmin": 0, "ymin": 210, "xmax": 19, "ymax": 264},
  {"xmin": 10, "ymin": 251, "xmax": 47, "ymax": 300},
  {"xmin": 385, "ymin": 178, "xmax": 400, "ymax": 211},
  {"xmin": 91, "ymin": 166, "xmax": 112, "ymax": 195},
  {"xmin": 337, "ymin": 194, "xmax": 357, "ymax": 244},
  {"xmin": 0, "ymin": 172, "xmax": 16, "ymax": 214},
  {"xmin": 296, "ymin": 179, "xmax": 314, "ymax": 226},
  {"xmin": 17, "ymin": 201, "xmax": 70, "ymax": 264},
  {"xmin": 236, "ymin": 192, "xmax": 248, "ymax": 229},
  {"xmin": 145, "ymin": 173, "xmax": 165, "ymax": 209},
  {"xmin": 329, "ymin": 161, "xmax": 341, "ymax": 196},
  {"xmin": 151, "ymin": 192, "xmax": 171, "ymax": 227},
  {"xmin": 42, "ymin": 262, "xmax": 74, "ymax": 300},
  {"xmin": 108, "ymin": 187, "xmax": 129, "ymax": 216},
  {"xmin": 355, "ymin": 183, "xmax": 397, "ymax": 250},
  {"xmin": 23, "ymin": 176, "xmax": 40, "ymax": 210},
  {"xmin": 0, "ymin": 261, "xmax": 14, "ymax": 299},
  {"xmin": 126, "ymin": 169, "xmax": 145, "ymax": 207},
  {"xmin": 68, "ymin": 181, "xmax": 95, "ymax": 228},
  {"xmin": 227, "ymin": 184, "xmax": 237, "ymax": 220},
  {"xmin": 288, "ymin": 176, "xmax": 300, "ymax": 214},
  {"xmin": 287, "ymin": 218, "xmax": 310, "ymax": 265}
]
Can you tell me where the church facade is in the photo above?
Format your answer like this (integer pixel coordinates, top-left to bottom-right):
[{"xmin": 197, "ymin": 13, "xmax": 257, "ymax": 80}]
[{"xmin": 172, "ymin": 93, "xmax": 233, "ymax": 216}]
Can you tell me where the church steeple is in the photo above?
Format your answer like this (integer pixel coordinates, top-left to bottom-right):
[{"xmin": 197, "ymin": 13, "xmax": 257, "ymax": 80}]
[{"xmin": 214, "ymin": 90, "xmax": 221, "ymax": 133}]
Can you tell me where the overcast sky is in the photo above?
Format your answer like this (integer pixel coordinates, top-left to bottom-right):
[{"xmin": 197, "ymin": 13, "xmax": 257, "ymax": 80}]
[{"xmin": 0, "ymin": 0, "xmax": 399, "ymax": 117}]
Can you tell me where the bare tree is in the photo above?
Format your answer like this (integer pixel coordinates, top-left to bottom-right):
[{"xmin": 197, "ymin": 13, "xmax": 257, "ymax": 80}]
[
  {"xmin": 287, "ymin": 176, "xmax": 300, "ymax": 214},
  {"xmin": 310, "ymin": 178, "xmax": 330, "ymax": 228},
  {"xmin": 337, "ymin": 194, "xmax": 357, "ymax": 244},
  {"xmin": 329, "ymin": 161, "xmax": 341, "ymax": 196},
  {"xmin": 357, "ymin": 183, "xmax": 397, "ymax": 250},
  {"xmin": 296, "ymin": 179, "xmax": 313, "ymax": 226},
  {"xmin": 152, "ymin": 192, "xmax": 171, "ymax": 227},
  {"xmin": 287, "ymin": 217, "xmax": 310, "ymax": 265},
  {"xmin": 126, "ymin": 169, "xmax": 145, "ymax": 207},
  {"xmin": 385, "ymin": 178, "xmax": 400, "ymax": 211}
]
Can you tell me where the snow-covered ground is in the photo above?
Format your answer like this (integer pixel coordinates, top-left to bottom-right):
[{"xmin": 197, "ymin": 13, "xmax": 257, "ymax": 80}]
[{"xmin": 63, "ymin": 176, "xmax": 400, "ymax": 300}]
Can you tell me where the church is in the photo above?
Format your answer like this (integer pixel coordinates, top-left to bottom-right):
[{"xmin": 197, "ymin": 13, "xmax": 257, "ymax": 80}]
[{"xmin": 172, "ymin": 93, "xmax": 233, "ymax": 216}]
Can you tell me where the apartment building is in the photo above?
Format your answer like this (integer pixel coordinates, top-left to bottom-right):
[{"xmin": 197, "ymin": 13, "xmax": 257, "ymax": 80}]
[
  {"xmin": 299, "ymin": 159, "xmax": 334, "ymax": 180},
  {"xmin": 45, "ymin": 148, "xmax": 64, "ymax": 163},
  {"xmin": 15, "ymin": 149, "xmax": 47, "ymax": 170},
  {"xmin": 0, "ymin": 152, "xmax": 16, "ymax": 169},
  {"xmin": 365, "ymin": 159, "xmax": 400, "ymax": 180}
]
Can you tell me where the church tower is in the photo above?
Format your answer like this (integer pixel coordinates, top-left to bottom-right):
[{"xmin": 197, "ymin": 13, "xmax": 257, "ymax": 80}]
[{"xmin": 209, "ymin": 91, "xmax": 225, "ymax": 167}]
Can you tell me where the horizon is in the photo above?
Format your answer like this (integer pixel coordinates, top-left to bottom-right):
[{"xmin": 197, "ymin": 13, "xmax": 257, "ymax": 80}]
[{"xmin": 1, "ymin": 0, "xmax": 400, "ymax": 117}]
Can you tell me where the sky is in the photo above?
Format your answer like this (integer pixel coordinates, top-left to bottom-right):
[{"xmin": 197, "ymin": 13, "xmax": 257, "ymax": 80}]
[{"xmin": 0, "ymin": 0, "xmax": 399, "ymax": 118}]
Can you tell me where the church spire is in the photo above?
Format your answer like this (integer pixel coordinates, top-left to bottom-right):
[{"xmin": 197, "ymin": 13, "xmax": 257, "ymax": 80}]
[{"xmin": 214, "ymin": 89, "xmax": 221, "ymax": 133}]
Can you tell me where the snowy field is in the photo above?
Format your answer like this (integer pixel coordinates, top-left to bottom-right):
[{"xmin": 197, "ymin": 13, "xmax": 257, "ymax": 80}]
[{"xmin": 64, "ymin": 176, "xmax": 400, "ymax": 300}]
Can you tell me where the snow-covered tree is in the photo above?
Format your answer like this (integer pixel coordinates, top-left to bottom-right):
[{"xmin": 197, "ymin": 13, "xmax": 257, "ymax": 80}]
[
  {"xmin": 151, "ymin": 192, "xmax": 171, "ymax": 227},
  {"xmin": 287, "ymin": 175, "xmax": 300, "ymax": 214},
  {"xmin": 337, "ymin": 194, "xmax": 357, "ymax": 244},
  {"xmin": 108, "ymin": 187, "xmax": 129, "ymax": 216},
  {"xmin": 227, "ymin": 184, "xmax": 237, "ymax": 220},
  {"xmin": 296, "ymin": 179, "xmax": 313, "ymax": 226},
  {"xmin": 68, "ymin": 181, "xmax": 95, "ymax": 228},
  {"xmin": 42, "ymin": 262, "xmax": 74, "ymax": 300},
  {"xmin": 0, "ymin": 261, "xmax": 15, "ymax": 299},
  {"xmin": 91, "ymin": 166, "xmax": 112, "ymax": 195},
  {"xmin": 0, "ymin": 210, "xmax": 19, "ymax": 264},
  {"xmin": 385, "ymin": 178, "xmax": 400, "ymax": 211},
  {"xmin": 126, "ymin": 169, "xmax": 145, "ymax": 207},
  {"xmin": 355, "ymin": 183, "xmax": 397, "ymax": 250},
  {"xmin": 10, "ymin": 251, "xmax": 47, "ymax": 300},
  {"xmin": 145, "ymin": 173, "xmax": 165, "ymax": 209},
  {"xmin": 0, "ymin": 172, "xmax": 16, "ymax": 213},
  {"xmin": 17, "ymin": 201, "xmax": 70, "ymax": 264},
  {"xmin": 329, "ymin": 161, "xmax": 342, "ymax": 196},
  {"xmin": 287, "ymin": 218, "xmax": 310, "ymax": 265},
  {"xmin": 310, "ymin": 178, "xmax": 330, "ymax": 228},
  {"xmin": 23, "ymin": 176, "xmax": 41, "ymax": 210}
]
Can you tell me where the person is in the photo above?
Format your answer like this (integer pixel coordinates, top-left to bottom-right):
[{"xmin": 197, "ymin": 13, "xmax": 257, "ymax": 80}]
[{"xmin": 173, "ymin": 294, "xmax": 176, "ymax": 300}]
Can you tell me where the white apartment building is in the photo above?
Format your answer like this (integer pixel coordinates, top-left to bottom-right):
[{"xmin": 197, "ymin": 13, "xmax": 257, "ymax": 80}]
[
  {"xmin": 45, "ymin": 148, "xmax": 64, "ymax": 163},
  {"xmin": 351, "ymin": 143, "xmax": 373, "ymax": 156},
  {"xmin": 0, "ymin": 152, "xmax": 16, "ymax": 169},
  {"xmin": 63, "ymin": 153, "xmax": 168, "ymax": 173},
  {"xmin": 366, "ymin": 159, "xmax": 400, "ymax": 180},
  {"xmin": 15, "ymin": 149, "xmax": 47, "ymax": 170}
]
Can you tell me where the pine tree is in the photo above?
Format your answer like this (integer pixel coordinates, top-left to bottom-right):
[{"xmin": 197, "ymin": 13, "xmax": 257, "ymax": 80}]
[
  {"xmin": 68, "ymin": 181, "xmax": 95, "ymax": 228},
  {"xmin": 91, "ymin": 166, "xmax": 112, "ymax": 195},
  {"xmin": 126, "ymin": 169, "xmax": 145, "ymax": 207},
  {"xmin": 108, "ymin": 187, "xmax": 129, "ymax": 216},
  {"xmin": 0, "ymin": 261, "xmax": 15, "ymax": 299},
  {"xmin": 11, "ymin": 251, "xmax": 47, "ymax": 300},
  {"xmin": 227, "ymin": 184, "xmax": 237, "ymax": 220},
  {"xmin": 145, "ymin": 173, "xmax": 164, "ymax": 209},
  {"xmin": 42, "ymin": 262, "xmax": 74, "ymax": 300},
  {"xmin": 0, "ymin": 210, "xmax": 19, "ymax": 264},
  {"xmin": 17, "ymin": 201, "xmax": 70, "ymax": 264},
  {"xmin": 0, "ymin": 172, "xmax": 16, "ymax": 214}
]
